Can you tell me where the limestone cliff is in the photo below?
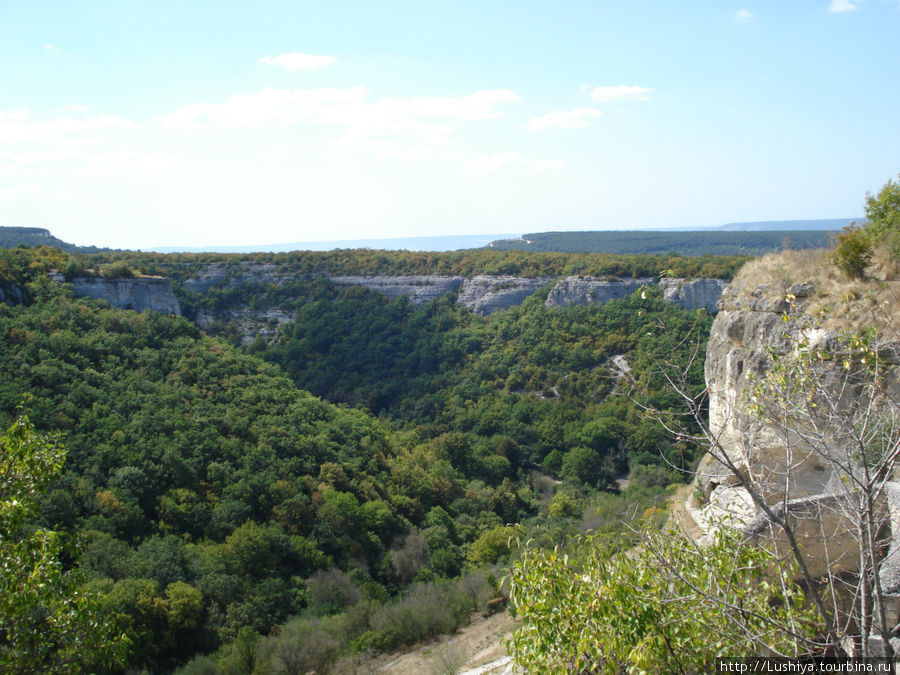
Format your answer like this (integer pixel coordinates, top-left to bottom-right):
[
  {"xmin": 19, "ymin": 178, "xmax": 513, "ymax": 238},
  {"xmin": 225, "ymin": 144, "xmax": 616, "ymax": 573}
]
[
  {"xmin": 0, "ymin": 281, "xmax": 23, "ymax": 306},
  {"xmin": 659, "ymin": 277, "xmax": 727, "ymax": 313},
  {"xmin": 688, "ymin": 254, "xmax": 900, "ymax": 586},
  {"xmin": 61, "ymin": 276, "xmax": 181, "ymax": 315},
  {"xmin": 543, "ymin": 276, "xmax": 726, "ymax": 312},
  {"xmin": 179, "ymin": 263, "xmax": 727, "ymax": 315},
  {"xmin": 330, "ymin": 275, "xmax": 463, "ymax": 306},
  {"xmin": 543, "ymin": 277, "xmax": 652, "ymax": 308},
  {"xmin": 456, "ymin": 276, "xmax": 553, "ymax": 315}
]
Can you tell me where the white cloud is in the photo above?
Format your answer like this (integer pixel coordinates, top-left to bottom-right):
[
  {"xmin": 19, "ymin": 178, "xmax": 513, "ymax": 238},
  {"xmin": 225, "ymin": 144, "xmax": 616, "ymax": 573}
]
[
  {"xmin": 466, "ymin": 152, "xmax": 564, "ymax": 174},
  {"xmin": 161, "ymin": 86, "xmax": 368, "ymax": 130},
  {"xmin": 0, "ymin": 149, "xmax": 182, "ymax": 176},
  {"xmin": 829, "ymin": 0, "xmax": 861, "ymax": 11},
  {"xmin": 735, "ymin": 9, "xmax": 753, "ymax": 21},
  {"xmin": 0, "ymin": 185, "xmax": 43, "ymax": 200},
  {"xmin": 586, "ymin": 85, "xmax": 653, "ymax": 103},
  {"xmin": 43, "ymin": 43, "xmax": 61, "ymax": 53},
  {"xmin": 0, "ymin": 109, "xmax": 141, "ymax": 144},
  {"xmin": 161, "ymin": 86, "xmax": 520, "ymax": 157},
  {"xmin": 526, "ymin": 107, "xmax": 603, "ymax": 131},
  {"xmin": 259, "ymin": 52, "xmax": 335, "ymax": 70}
]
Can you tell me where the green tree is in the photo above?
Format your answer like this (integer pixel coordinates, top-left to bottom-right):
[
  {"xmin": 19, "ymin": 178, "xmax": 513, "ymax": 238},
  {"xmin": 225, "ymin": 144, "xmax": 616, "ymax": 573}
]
[
  {"xmin": 506, "ymin": 527, "xmax": 820, "ymax": 673},
  {"xmin": 864, "ymin": 173, "xmax": 900, "ymax": 248},
  {"xmin": 0, "ymin": 412, "xmax": 128, "ymax": 673},
  {"xmin": 831, "ymin": 224, "xmax": 873, "ymax": 279}
]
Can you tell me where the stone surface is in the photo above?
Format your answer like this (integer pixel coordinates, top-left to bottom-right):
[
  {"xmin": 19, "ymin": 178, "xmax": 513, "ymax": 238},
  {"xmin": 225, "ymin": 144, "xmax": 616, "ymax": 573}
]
[
  {"xmin": 659, "ymin": 277, "xmax": 727, "ymax": 313},
  {"xmin": 0, "ymin": 282, "xmax": 22, "ymax": 306},
  {"xmin": 457, "ymin": 276, "xmax": 553, "ymax": 315},
  {"xmin": 180, "ymin": 263, "xmax": 727, "ymax": 314},
  {"xmin": 67, "ymin": 276, "xmax": 181, "ymax": 314},
  {"xmin": 691, "ymin": 279, "xmax": 900, "ymax": 593},
  {"xmin": 196, "ymin": 307, "xmax": 294, "ymax": 346},
  {"xmin": 330, "ymin": 275, "xmax": 463, "ymax": 306},
  {"xmin": 544, "ymin": 277, "xmax": 652, "ymax": 308}
]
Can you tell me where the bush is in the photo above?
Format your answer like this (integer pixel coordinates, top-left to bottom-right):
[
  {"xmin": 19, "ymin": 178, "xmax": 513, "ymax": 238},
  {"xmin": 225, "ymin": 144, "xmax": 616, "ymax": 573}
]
[
  {"xmin": 831, "ymin": 225, "xmax": 873, "ymax": 279},
  {"xmin": 100, "ymin": 260, "xmax": 135, "ymax": 279}
]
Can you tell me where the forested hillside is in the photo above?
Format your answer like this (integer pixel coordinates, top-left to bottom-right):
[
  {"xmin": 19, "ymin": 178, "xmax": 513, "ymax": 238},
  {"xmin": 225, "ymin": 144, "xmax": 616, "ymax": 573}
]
[
  {"xmin": 1, "ymin": 245, "xmax": 712, "ymax": 672},
  {"xmin": 75, "ymin": 246, "xmax": 749, "ymax": 281},
  {"xmin": 488, "ymin": 229, "xmax": 834, "ymax": 255}
]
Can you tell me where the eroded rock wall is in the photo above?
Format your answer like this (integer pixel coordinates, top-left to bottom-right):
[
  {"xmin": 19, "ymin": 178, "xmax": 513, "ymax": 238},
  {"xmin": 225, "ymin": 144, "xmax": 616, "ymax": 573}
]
[
  {"xmin": 660, "ymin": 277, "xmax": 727, "ymax": 313},
  {"xmin": 691, "ymin": 279, "xmax": 900, "ymax": 583},
  {"xmin": 544, "ymin": 277, "xmax": 652, "ymax": 308},
  {"xmin": 330, "ymin": 275, "xmax": 463, "ymax": 307},
  {"xmin": 456, "ymin": 276, "xmax": 553, "ymax": 315},
  {"xmin": 66, "ymin": 276, "xmax": 181, "ymax": 315}
]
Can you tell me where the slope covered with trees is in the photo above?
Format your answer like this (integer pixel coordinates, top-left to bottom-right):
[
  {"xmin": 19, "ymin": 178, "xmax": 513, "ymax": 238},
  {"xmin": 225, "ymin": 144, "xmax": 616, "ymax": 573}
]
[{"xmin": 0, "ymin": 245, "xmax": 712, "ymax": 672}]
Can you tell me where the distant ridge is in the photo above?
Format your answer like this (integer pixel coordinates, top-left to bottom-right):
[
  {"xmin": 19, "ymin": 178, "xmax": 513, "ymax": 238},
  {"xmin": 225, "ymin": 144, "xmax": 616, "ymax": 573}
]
[
  {"xmin": 486, "ymin": 229, "xmax": 841, "ymax": 256},
  {"xmin": 0, "ymin": 226, "xmax": 112, "ymax": 253},
  {"xmin": 719, "ymin": 217, "xmax": 856, "ymax": 232}
]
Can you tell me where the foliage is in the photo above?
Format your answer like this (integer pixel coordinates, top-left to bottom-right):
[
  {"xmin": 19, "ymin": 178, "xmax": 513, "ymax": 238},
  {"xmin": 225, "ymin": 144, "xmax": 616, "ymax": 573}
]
[
  {"xmin": 864, "ymin": 173, "xmax": 900, "ymax": 250},
  {"xmin": 506, "ymin": 526, "xmax": 821, "ymax": 673},
  {"xmin": 745, "ymin": 320, "xmax": 900, "ymax": 656},
  {"xmin": 830, "ymin": 224, "xmax": 873, "ymax": 279},
  {"xmin": 0, "ymin": 226, "xmax": 111, "ymax": 254},
  {"xmin": 488, "ymin": 229, "xmax": 834, "ymax": 256},
  {"xmin": 82, "ymin": 246, "xmax": 749, "ymax": 282},
  {"xmin": 0, "ymin": 412, "xmax": 128, "ymax": 674},
  {"xmin": 0, "ymin": 246, "xmax": 717, "ymax": 669},
  {"xmin": 830, "ymin": 173, "xmax": 900, "ymax": 277},
  {"xmin": 100, "ymin": 260, "xmax": 135, "ymax": 279}
]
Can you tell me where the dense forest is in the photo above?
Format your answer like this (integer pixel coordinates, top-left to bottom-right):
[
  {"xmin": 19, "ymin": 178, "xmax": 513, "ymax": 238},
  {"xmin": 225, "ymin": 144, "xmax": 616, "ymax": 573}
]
[
  {"xmin": 487, "ymin": 229, "xmax": 835, "ymax": 255},
  {"xmin": 1, "ymin": 243, "xmax": 711, "ymax": 672},
  {"xmin": 78, "ymin": 246, "xmax": 750, "ymax": 281}
]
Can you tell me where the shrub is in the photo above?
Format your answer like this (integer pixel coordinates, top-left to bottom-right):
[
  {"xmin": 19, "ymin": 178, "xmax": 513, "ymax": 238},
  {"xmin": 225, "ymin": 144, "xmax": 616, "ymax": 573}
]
[
  {"xmin": 100, "ymin": 260, "xmax": 135, "ymax": 279},
  {"xmin": 831, "ymin": 225, "xmax": 873, "ymax": 279}
]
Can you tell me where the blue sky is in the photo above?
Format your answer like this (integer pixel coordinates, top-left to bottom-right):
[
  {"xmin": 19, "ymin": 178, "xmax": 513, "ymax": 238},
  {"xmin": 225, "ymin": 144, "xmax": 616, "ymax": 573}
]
[{"xmin": 0, "ymin": 1, "xmax": 897, "ymax": 249}]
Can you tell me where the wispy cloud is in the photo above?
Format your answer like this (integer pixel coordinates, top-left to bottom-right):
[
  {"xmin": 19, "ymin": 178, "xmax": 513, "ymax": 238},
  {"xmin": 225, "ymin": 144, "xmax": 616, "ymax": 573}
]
[
  {"xmin": 0, "ymin": 185, "xmax": 43, "ymax": 200},
  {"xmin": 828, "ymin": 0, "xmax": 862, "ymax": 11},
  {"xmin": 0, "ymin": 108, "xmax": 173, "ymax": 178},
  {"xmin": 259, "ymin": 52, "xmax": 335, "ymax": 70},
  {"xmin": 735, "ymin": 9, "xmax": 753, "ymax": 21},
  {"xmin": 162, "ymin": 86, "xmax": 520, "ymax": 158},
  {"xmin": 42, "ymin": 43, "xmax": 61, "ymax": 53},
  {"xmin": 0, "ymin": 149, "xmax": 182, "ymax": 176},
  {"xmin": 0, "ymin": 110, "xmax": 141, "ymax": 144},
  {"xmin": 585, "ymin": 85, "xmax": 652, "ymax": 103},
  {"xmin": 526, "ymin": 107, "xmax": 603, "ymax": 131},
  {"xmin": 466, "ymin": 152, "xmax": 563, "ymax": 174}
]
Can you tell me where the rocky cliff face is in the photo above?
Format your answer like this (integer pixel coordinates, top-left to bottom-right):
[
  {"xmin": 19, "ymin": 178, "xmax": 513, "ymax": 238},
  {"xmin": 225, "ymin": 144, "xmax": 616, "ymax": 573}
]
[
  {"xmin": 694, "ymin": 282, "xmax": 831, "ymax": 506},
  {"xmin": 544, "ymin": 276, "xmax": 726, "ymax": 312},
  {"xmin": 179, "ymin": 263, "xmax": 727, "ymax": 315},
  {"xmin": 689, "ymin": 276, "xmax": 900, "ymax": 582},
  {"xmin": 64, "ymin": 276, "xmax": 181, "ymax": 315},
  {"xmin": 0, "ymin": 281, "xmax": 23, "ymax": 306},
  {"xmin": 456, "ymin": 276, "xmax": 553, "ymax": 315},
  {"xmin": 181, "ymin": 263, "xmax": 291, "ymax": 294},
  {"xmin": 544, "ymin": 277, "xmax": 652, "ymax": 308},
  {"xmin": 659, "ymin": 277, "xmax": 727, "ymax": 313},
  {"xmin": 330, "ymin": 275, "xmax": 464, "ymax": 307}
]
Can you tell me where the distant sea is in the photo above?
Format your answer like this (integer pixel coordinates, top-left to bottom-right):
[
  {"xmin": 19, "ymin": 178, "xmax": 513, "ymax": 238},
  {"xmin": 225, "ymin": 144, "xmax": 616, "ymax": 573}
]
[
  {"xmin": 150, "ymin": 218, "xmax": 858, "ymax": 254},
  {"xmin": 151, "ymin": 234, "xmax": 511, "ymax": 254}
]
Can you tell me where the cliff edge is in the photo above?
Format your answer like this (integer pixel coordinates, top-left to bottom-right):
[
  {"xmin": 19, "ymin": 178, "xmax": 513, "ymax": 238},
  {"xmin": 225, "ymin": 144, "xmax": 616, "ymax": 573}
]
[{"xmin": 687, "ymin": 247, "xmax": 900, "ymax": 584}]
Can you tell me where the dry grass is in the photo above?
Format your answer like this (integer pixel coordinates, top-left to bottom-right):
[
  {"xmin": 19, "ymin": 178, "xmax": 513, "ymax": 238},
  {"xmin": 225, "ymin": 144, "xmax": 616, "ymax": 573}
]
[{"xmin": 727, "ymin": 242, "xmax": 899, "ymax": 336}]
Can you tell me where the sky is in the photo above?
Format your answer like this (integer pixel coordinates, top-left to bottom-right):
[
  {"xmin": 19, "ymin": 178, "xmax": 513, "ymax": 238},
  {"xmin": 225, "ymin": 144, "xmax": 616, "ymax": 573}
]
[{"xmin": 0, "ymin": 1, "xmax": 898, "ymax": 250}]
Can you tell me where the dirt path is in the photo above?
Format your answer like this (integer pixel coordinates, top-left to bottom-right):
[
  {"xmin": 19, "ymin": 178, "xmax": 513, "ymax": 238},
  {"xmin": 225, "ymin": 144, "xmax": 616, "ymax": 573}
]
[{"xmin": 363, "ymin": 611, "xmax": 519, "ymax": 674}]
